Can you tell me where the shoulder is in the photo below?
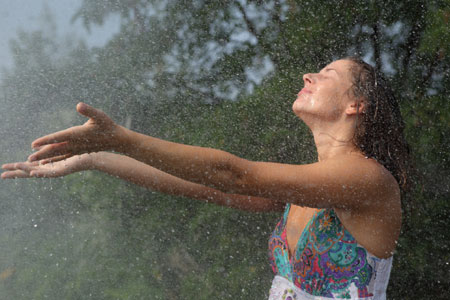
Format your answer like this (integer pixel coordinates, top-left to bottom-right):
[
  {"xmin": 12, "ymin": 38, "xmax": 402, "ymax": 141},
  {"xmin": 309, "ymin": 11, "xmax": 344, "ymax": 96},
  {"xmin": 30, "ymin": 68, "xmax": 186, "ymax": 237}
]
[
  {"xmin": 322, "ymin": 155, "xmax": 398, "ymax": 190},
  {"xmin": 236, "ymin": 153, "xmax": 399, "ymax": 210},
  {"xmin": 313, "ymin": 154, "xmax": 400, "ymax": 208}
]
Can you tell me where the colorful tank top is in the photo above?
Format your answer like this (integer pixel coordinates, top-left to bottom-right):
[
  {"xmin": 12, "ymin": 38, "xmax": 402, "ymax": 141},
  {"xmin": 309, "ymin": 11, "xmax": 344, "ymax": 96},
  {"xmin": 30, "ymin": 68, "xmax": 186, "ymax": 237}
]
[{"xmin": 268, "ymin": 204, "xmax": 393, "ymax": 299}]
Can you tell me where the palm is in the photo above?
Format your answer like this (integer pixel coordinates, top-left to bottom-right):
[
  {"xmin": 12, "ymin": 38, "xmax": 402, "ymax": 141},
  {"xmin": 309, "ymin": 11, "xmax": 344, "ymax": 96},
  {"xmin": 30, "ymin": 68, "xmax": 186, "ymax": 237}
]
[
  {"xmin": 1, "ymin": 156, "xmax": 86, "ymax": 179},
  {"xmin": 28, "ymin": 103, "xmax": 119, "ymax": 162}
]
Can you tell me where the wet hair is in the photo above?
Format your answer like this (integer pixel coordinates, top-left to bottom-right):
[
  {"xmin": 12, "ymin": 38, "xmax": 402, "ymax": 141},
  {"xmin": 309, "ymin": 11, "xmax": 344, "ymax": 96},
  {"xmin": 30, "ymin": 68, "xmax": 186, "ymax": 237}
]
[{"xmin": 345, "ymin": 56, "xmax": 411, "ymax": 191}]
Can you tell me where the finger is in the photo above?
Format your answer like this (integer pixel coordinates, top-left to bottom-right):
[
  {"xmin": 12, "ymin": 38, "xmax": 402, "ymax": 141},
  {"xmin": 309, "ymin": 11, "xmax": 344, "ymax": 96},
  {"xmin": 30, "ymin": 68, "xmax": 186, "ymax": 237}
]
[
  {"xmin": 12, "ymin": 162, "xmax": 37, "ymax": 173},
  {"xmin": 2, "ymin": 163, "xmax": 18, "ymax": 170},
  {"xmin": 31, "ymin": 126, "xmax": 80, "ymax": 149},
  {"xmin": 1, "ymin": 170, "xmax": 32, "ymax": 179},
  {"xmin": 40, "ymin": 154, "xmax": 72, "ymax": 165},
  {"xmin": 2, "ymin": 161, "xmax": 37, "ymax": 171},
  {"xmin": 28, "ymin": 142, "xmax": 73, "ymax": 162},
  {"xmin": 76, "ymin": 102, "xmax": 110, "ymax": 124}
]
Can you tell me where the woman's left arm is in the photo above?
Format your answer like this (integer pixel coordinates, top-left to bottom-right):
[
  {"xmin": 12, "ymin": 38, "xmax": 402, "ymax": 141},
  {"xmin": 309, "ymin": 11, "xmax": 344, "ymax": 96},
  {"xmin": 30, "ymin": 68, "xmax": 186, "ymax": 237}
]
[
  {"xmin": 118, "ymin": 129, "xmax": 398, "ymax": 209},
  {"xmin": 110, "ymin": 127, "xmax": 399, "ymax": 209},
  {"xmin": 233, "ymin": 155, "xmax": 400, "ymax": 209}
]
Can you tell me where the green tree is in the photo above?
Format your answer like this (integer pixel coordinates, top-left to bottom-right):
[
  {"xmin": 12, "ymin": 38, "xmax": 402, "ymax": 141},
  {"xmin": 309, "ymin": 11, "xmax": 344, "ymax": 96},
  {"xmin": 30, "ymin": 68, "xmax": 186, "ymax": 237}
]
[{"xmin": 0, "ymin": 0, "xmax": 449, "ymax": 298}]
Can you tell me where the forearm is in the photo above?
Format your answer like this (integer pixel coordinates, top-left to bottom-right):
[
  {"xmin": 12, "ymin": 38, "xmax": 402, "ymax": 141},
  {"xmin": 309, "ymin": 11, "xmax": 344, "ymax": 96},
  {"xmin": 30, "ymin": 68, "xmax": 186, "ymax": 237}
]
[
  {"xmin": 27, "ymin": 103, "xmax": 250, "ymax": 194},
  {"xmin": 88, "ymin": 152, "xmax": 282, "ymax": 212},
  {"xmin": 115, "ymin": 126, "xmax": 250, "ymax": 192}
]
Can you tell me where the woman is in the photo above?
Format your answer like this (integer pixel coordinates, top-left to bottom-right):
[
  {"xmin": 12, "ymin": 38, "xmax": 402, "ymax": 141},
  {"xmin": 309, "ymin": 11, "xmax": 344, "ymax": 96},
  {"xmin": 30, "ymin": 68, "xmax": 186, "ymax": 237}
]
[{"xmin": 2, "ymin": 57, "xmax": 410, "ymax": 299}]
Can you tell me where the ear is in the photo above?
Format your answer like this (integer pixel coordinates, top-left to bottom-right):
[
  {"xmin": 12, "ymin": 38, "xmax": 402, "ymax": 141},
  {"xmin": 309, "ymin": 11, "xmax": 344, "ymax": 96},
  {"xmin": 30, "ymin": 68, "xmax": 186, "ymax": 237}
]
[{"xmin": 345, "ymin": 99, "xmax": 365, "ymax": 116}]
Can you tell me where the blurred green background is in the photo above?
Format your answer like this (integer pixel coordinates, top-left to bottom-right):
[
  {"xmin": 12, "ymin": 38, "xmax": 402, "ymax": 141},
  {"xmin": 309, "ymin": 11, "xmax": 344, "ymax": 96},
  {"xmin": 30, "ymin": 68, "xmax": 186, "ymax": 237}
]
[{"xmin": 0, "ymin": 0, "xmax": 448, "ymax": 299}]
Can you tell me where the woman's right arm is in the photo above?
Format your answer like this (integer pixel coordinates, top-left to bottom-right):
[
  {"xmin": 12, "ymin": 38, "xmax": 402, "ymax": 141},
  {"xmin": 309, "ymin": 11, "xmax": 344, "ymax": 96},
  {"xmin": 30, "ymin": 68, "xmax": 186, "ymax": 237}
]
[
  {"xmin": 91, "ymin": 152, "xmax": 284, "ymax": 212},
  {"xmin": 2, "ymin": 152, "xmax": 284, "ymax": 213}
]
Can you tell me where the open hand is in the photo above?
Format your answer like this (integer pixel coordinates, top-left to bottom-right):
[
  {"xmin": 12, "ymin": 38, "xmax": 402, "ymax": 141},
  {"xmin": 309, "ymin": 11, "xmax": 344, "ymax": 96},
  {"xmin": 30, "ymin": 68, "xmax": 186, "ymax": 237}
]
[
  {"xmin": 1, "ymin": 155, "xmax": 92, "ymax": 179},
  {"xmin": 28, "ymin": 103, "xmax": 122, "ymax": 163}
]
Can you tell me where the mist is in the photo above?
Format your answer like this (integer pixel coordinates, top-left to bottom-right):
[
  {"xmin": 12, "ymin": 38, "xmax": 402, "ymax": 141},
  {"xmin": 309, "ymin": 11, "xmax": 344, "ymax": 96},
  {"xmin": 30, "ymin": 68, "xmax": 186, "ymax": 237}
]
[{"xmin": 0, "ymin": 1, "xmax": 448, "ymax": 299}]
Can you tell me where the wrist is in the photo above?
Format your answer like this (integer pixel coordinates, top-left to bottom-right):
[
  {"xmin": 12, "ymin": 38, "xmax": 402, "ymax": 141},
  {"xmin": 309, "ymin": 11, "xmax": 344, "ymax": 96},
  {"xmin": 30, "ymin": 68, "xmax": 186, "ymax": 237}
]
[
  {"xmin": 113, "ymin": 125, "xmax": 133, "ymax": 154},
  {"xmin": 79, "ymin": 153, "xmax": 97, "ymax": 171}
]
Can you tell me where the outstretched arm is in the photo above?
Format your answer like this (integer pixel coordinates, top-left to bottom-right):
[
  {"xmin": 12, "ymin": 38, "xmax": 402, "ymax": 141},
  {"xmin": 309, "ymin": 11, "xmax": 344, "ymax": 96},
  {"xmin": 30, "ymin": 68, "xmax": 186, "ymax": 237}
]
[
  {"xmin": 2, "ymin": 152, "xmax": 284, "ymax": 212},
  {"xmin": 27, "ymin": 103, "xmax": 249, "ymax": 191},
  {"xmin": 27, "ymin": 103, "xmax": 397, "ymax": 209}
]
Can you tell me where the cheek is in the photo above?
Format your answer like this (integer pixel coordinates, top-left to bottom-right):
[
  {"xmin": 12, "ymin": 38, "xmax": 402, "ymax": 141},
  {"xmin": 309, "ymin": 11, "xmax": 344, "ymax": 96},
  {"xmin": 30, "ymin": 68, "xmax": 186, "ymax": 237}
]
[{"xmin": 309, "ymin": 96, "xmax": 317, "ymax": 107}]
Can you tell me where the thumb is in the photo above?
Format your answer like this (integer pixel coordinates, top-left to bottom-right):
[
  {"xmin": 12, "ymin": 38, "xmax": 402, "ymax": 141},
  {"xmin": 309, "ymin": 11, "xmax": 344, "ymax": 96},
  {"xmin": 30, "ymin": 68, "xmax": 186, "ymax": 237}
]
[{"xmin": 76, "ymin": 102, "xmax": 111, "ymax": 123}]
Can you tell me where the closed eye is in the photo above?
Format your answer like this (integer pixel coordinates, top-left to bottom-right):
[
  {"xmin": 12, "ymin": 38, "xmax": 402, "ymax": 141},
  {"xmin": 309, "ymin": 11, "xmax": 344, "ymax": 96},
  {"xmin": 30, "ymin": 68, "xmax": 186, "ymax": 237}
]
[{"xmin": 325, "ymin": 68, "xmax": 339, "ymax": 76}]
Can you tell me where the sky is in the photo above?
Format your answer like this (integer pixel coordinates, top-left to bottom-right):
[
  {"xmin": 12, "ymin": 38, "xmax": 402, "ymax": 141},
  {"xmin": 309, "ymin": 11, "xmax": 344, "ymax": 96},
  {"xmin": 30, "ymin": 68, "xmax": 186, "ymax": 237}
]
[{"xmin": 0, "ymin": 0, "xmax": 121, "ymax": 70}]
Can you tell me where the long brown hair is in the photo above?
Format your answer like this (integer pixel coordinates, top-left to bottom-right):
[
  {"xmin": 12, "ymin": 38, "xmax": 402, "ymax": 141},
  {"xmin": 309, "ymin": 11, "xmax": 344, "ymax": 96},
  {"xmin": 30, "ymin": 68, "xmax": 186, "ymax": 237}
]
[{"xmin": 346, "ymin": 56, "xmax": 411, "ymax": 191}]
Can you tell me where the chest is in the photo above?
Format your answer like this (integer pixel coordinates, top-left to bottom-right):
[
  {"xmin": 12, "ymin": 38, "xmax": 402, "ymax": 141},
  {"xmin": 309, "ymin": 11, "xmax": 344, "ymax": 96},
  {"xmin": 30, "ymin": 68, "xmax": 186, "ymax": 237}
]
[{"xmin": 285, "ymin": 205, "xmax": 319, "ymax": 257}]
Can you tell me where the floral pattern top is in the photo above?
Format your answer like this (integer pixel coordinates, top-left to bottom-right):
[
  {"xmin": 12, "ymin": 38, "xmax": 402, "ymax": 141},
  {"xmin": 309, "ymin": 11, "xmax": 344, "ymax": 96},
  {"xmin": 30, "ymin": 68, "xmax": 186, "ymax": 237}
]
[{"xmin": 268, "ymin": 204, "xmax": 393, "ymax": 299}]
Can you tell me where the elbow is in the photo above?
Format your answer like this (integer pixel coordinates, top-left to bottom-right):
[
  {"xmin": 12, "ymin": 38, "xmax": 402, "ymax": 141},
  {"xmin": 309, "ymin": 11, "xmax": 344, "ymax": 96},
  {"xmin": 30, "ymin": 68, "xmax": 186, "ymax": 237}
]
[
  {"xmin": 230, "ymin": 170, "xmax": 249, "ymax": 194},
  {"xmin": 230, "ymin": 163, "xmax": 258, "ymax": 196},
  {"xmin": 214, "ymin": 169, "xmax": 248, "ymax": 195},
  {"xmin": 214, "ymin": 155, "xmax": 253, "ymax": 195}
]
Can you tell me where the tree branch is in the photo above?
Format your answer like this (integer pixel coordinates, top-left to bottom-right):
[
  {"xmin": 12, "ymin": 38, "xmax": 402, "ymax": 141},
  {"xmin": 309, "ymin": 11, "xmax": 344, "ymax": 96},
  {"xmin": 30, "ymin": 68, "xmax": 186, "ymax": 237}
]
[
  {"xmin": 400, "ymin": 3, "xmax": 428, "ymax": 77},
  {"xmin": 370, "ymin": 22, "xmax": 382, "ymax": 73},
  {"xmin": 236, "ymin": 2, "xmax": 260, "ymax": 40},
  {"xmin": 236, "ymin": 1, "xmax": 287, "ymax": 69}
]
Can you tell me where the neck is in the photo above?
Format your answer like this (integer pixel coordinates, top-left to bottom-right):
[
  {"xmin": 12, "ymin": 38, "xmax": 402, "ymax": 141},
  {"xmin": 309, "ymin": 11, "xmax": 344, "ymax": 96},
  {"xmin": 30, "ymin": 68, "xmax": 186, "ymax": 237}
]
[{"xmin": 310, "ymin": 120, "xmax": 362, "ymax": 162}]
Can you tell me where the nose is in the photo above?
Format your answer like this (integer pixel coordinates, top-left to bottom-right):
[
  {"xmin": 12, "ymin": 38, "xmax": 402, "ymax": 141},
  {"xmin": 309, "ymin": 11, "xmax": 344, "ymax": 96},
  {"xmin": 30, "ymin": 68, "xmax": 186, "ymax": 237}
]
[{"xmin": 303, "ymin": 73, "xmax": 313, "ymax": 85}]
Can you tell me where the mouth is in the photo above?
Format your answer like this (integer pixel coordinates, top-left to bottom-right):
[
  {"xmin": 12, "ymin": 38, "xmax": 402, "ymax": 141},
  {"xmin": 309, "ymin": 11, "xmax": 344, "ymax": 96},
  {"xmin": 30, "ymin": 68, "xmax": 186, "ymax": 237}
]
[{"xmin": 297, "ymin": 88, "xmax": 312, "ymax": 97}]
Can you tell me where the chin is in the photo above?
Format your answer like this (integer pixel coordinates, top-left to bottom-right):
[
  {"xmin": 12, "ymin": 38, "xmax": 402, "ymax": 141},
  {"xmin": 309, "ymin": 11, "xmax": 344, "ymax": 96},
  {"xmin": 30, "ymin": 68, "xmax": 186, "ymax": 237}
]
[
  {"xmin": 292, "ymin": 98, "xmax": 303, "ymax": 115},
  {"xmin": 292, "ymin": 106, "xmax": 307, "ymax": 124},
  {"xmin": 292, "ymin": 99, "xmax": 310, "ymax": 118},
  {"xmin": 292, "ymin": 104, "xmax": 318, "ymax": 130}
]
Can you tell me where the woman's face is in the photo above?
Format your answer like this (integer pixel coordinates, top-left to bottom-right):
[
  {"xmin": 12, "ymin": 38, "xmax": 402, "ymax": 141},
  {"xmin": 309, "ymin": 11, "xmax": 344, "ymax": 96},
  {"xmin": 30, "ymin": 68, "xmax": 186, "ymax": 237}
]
[{"xmin": 292, "ymin": 59, "xmax": 355, "ymax": 123}]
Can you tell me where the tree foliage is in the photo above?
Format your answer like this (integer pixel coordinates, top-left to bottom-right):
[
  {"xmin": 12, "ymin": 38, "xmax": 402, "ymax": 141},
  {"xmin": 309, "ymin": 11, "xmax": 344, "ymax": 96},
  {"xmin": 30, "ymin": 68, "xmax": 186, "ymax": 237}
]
[{"xmin": 0, "ymin": 0, "xmax": 449, "ymax": 298}]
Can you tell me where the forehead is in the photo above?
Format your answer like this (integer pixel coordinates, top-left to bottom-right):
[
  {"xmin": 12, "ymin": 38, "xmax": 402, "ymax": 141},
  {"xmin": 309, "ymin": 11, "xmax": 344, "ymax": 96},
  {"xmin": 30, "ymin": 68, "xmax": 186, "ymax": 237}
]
[
  {"xmin": 322, "ymin": 59, "xmax": 353, "ymax": 72},
  {"xmin": 321, "ymin": 59, "xmax": 354, "ymax": 81}
]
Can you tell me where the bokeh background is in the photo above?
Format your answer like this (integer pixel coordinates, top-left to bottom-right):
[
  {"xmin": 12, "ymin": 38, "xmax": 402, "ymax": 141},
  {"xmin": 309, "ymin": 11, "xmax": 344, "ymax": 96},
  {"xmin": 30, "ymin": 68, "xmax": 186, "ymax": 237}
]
[{"xmin": 0, "ymin": 0, "xmax": 448, "ymax": 299}]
